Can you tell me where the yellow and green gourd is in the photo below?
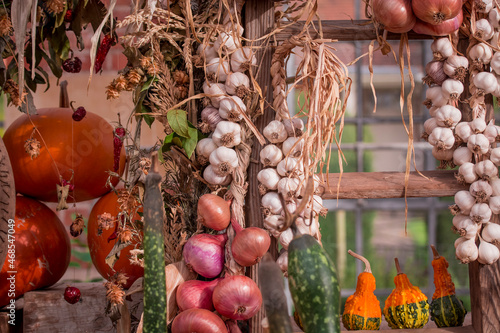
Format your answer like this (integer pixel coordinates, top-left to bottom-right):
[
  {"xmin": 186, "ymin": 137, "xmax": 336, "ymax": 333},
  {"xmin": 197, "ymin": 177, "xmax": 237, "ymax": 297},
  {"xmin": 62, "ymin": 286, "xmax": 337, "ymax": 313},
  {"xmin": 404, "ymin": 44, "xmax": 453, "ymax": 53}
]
[
  {"xmin": 342, "ymin": 250, "xmax": 381, "ymax": 330},
  {"xmin": 383, "ymin": 258, "xmax": 429, "ymax": 329},
  {"xmin": 429, "ymin": 245, "xmax": 467, "ymax": 327}
]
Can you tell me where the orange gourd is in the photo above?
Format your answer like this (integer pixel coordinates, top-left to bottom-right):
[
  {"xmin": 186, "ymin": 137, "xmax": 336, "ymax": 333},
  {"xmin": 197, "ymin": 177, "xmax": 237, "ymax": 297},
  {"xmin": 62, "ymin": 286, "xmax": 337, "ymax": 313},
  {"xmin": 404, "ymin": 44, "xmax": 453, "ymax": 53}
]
[
  {"xmin": 342, "ymin": 250, "xmax": 381, "ymax": 330},
  {"xmin": 383, "ymin": 258, "xmax": 429, "ymax": 329},
  {"xmin": 429, "ymin": 245, "xmax": 467, "ymax": 327}
]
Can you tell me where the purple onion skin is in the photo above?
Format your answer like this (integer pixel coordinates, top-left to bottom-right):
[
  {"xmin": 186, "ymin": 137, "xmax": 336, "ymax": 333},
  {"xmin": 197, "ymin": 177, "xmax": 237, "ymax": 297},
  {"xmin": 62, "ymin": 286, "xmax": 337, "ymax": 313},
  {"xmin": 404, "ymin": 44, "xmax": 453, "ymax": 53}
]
[{"xmin": 183, "ymin": 233, "xmax": 227, "ymax": 278}]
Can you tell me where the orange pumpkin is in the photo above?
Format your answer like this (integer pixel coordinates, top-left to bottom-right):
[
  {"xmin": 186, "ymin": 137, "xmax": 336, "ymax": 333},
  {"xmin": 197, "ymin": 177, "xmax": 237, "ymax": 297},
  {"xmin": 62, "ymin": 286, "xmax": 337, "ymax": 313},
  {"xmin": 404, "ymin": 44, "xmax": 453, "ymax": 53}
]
[
  {"xmin": 0, "ymin": 196, "xmax": 71, "ymax": 307},
  {"xmin": 3, "ymin": 107, "xmax": 126, "ymax": 203},
  {"xmin": 87, "ymin": 191, "xmax": 144, "ymax": 289}
]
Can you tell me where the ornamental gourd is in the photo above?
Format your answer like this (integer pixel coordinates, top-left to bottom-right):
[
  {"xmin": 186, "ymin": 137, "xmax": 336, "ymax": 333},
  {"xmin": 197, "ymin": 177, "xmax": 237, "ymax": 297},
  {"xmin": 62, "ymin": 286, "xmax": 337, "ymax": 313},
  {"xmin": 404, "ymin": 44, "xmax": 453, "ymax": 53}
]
[
  {"xmin": 383, "ymin": 258, "xmax": 429, "ymax": 329},
  {"xmin": 342, "ymin": 250, "xmax": 381, "ymax": 330},
  {"xmin": 429, "ymin": 245, "xmax": 467, "ymax": 327}
]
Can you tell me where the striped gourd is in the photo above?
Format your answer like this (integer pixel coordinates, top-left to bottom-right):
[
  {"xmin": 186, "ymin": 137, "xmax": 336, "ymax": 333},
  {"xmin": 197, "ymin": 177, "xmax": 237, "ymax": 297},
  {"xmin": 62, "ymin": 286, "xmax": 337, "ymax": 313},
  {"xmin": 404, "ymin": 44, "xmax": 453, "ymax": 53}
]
[
  {"xmin": 143, "ymin": 171, "xmax": 167, "ymax": 332},
  {"xmin": 383, "ymin": 258, "xmax": 429, "ymax": 329},
  {"xmin": 429, "ymin": 245, "xmax": 467, "ymax": 327},
  {"xmin": 342, "ymin": 250, "xmax": 381, "ymax": 330}
]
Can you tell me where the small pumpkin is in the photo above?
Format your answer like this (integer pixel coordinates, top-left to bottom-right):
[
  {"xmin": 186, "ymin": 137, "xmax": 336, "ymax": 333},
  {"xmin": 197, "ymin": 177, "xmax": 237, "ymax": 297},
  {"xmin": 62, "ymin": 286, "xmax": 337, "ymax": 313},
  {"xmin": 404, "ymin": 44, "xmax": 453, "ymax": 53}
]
[
  {"xmin": 429, "ymin": 245, "xmax": 467, "ymax": 327},
  {"xmin": 383, "ymin": 258, "xmax": 429, "ymax": 329},
  {"xmin": 342, "ymin": 250, "xmax": 381, "ymax": 330}
]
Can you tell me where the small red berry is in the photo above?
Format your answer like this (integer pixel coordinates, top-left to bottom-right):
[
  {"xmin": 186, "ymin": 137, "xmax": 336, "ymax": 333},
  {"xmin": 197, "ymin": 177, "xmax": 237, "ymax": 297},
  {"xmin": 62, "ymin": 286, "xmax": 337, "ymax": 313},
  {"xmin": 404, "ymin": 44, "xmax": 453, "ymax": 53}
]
[
  {"xmin": 72, "ymin": 107, "xmax": 87, "ymax": 121},
  {"xmin": 64, "ymin": 286, "xmax": 81, "ymax": 304},
  {"xmin": 64, "ymin": 9, "xmax": 73, "ymax": 22},
  {"xmin": 63, "ymin": 56, "xmax": 82, "ymax": 73}
]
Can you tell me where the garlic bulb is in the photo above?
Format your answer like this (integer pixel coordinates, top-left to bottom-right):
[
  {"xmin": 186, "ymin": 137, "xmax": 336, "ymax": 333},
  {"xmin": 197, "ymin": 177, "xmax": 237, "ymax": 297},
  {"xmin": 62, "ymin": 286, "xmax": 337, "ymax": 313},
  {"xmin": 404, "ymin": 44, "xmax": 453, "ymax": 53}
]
[
  {"xmin": 276, "ymin": 250, "xmax": 288, "ymax": 276},
  {"xmin": 482, "ymin": 222, "xmax": 500, "ymax": 244},
  {"xmin": 483, "ymin": 122, "xmax": 500, "ymax": 143},
  {"xmin": 478, "ymin": 237, "xmax": 500, "ymax": 265},
  {"xmin": 473, "ymin": 71, "xmax": 498, "ymax": 96},
  {"xmin": 451, "ymin": 190, "xmax": 476, "ymax": 215},
  {"xmin": 283, "ymin": 118, "xmax": 304, "ymax": 137},
  {"xmin": 196, "ymin": 138, "xmax": 218, "ymax": 165},
  {"xmin": 212, "ymin": 121, "xmax": 242, "ymax": 147},
  {"xmin": 199, "ymin": 106, "xmax": 222, "ymax": 133},
  {"xmin": 423, "ymin": 117, "xmax": 439, "ymax": 137},
  {"xmin": 277, "ymin": 156, "xmax": 304, "ymax": 177},
  {"xmin": 455, "ymin": 237, "xmax": 479, "ymax": 264},
  {"xmin": 424, "ymin": 60, "xmax": 447, "ymax": 86},
  {"xmin": 231, "ymin": 46, "xmax": 256, "ymax": 72},
  {"xmin": 203, "ymin": 164, "xmax": 232, "ymax": 186},
  {"xmin": 295, "ymin": 217, "xmax": 318, "ymax": 236},
  {"xmin": 470, "ymin": 179, "xmax": 493, "ymax": 203},
  {"xmin": 470, "ymin": 202, "xmax": 492, "ymax": 223},
  {"xmin": 218, "ymin": 96, "xmax": 246, "ymax": 122},
  {"xmin": 452, "ymin": 215, "xmax": 480, "ymax": 239},
  {"xmin": 434, "ymin": 105, "xmax": 462, "ymax": 128},
  {"xmin": 489, "ymin": 7, "xmax": 500, "ymax": 27},
  {"xmin": 454, "ymin": 122, "xmax": 472, "ymax": 144},
  {"xmin": 490, "ymin": 51, "xmax": 500, "ymax": 75},
  {"xmin": 301, "ymin": 195, "xmax": 327, "ymax": 217},
  {"xmin": 469, "ymin": 43, "xmax": 493, "ymax": 68},
  {"xmin": 263, "ymin": 120, "xmax": 288, "ymax": 144},
  {"xmin": 257, "ymin": 168, "xmax": 281, "ymax": 191},
  {"xmin": 488, "ymin": 196, "xmax": 500, "ymax": 214},
  {"xmin": 491, "ymin": 178, "xmax": 500, "ymax": 196},
  {"xmin": 203, "ymin": 81, "xmax": 227, "ymax": 108},
  {"xmin": 282, "ymin": 137, "xmax": 304, "ymax": 157},
  {"xmin": 225, "ymin": 72, "xmax": 250, "ymax": 98},
  {"xmin": 476, "ymin": 0, "xmax": 494, "ymax": 14},
  {"xmin": 441, "ymin": 79, "xmax": 464, "ymax": 101},
  {"xmin": 443, "ymin": 55, "xmax": 469, "ymax": 81},
  {"xmin": 467, "ymin": 133, "xmax": 490, "ymax": 155},
  {"xmin": 456, "ymin": 162, "xmax": 478, "ymax": 184},
  {"xmin": 474, "ymin": 159, "xmax": 498, "ymax": 181},
  {"xmin": 432, "ymin": 147, "xmax": 454, "ymax": 164},
  {"xmin": 277, "ymin": 177, "xmax": 300, "ymax": 200},
  {"xmin": 452, "ymin": 214, "xmax": 474, "ymax": 234},
  {"xmin": 263, "ymin": 214, "xmax": 284, "ymax": 238},
  {"xmin": 470, "ymin": 117, "xmax": 487, "ymax": 134},
  {"xmin": 261, "ymin": 191, "xmax": 283, "ymax": 216},
  {"xmin": 197, "ymin": 43, "xmax": 217, "ymax": 62},
  {"xmin": 489, "ymin": 147, "xmax": 500, "ymax": 165},
  {"xmin": 430, "ymin": 37, "xmax": 454, "ymax": 60},
  {"xmin": 454, "ymin": 236, "xmax": 468, "ymax": 249},
  {"xmin": 474, "ymin": 18, "xmax": 495, "ymax": 40},
  {"xmin": 260, "ymin": 144, "xmax": 283, "ymax": 167},
  {"xmin": 428, "ymin": 127, "xmax": 455, "ymax": 150},
  {"xmin": 453, "ymin": 146, "xmax": 473, "ymax": 166},
  {"xmin": 206, "ymin": 58, "xmax": 231, "ymax": 82},
  {"xmin": 279, "ymin": 228, "xmax": 293, "ymax": 250},
  {"xmin": 209, "ymin": 146, "xmax": 238, "ymax": 176},
  {"xmin": 214, "ymin": 31, "xmax": 239, "ymax": 53}
]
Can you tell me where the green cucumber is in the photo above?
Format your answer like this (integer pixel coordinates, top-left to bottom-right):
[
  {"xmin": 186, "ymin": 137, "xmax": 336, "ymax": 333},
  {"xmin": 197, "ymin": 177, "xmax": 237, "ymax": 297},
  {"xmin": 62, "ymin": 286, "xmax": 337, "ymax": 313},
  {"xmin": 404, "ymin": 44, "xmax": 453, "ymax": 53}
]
[
  {"xmin": 143, "ymin": 171, "xmax": 167, "ymax": 332},
  {"xmin": 258, "ymin": 253, "xmax": 293, "ymax": 333},
  {"xmin": 288, "ymin": 234, "xmax": 340, "ymax": 333}
]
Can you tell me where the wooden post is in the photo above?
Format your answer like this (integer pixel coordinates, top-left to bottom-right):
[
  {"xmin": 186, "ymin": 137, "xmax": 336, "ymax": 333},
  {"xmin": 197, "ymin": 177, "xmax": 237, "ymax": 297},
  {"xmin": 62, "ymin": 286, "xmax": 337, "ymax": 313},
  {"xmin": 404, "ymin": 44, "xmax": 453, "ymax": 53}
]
[{"xmin": 244, "ymin": 1, "xmax": 275, "ymax": 333}]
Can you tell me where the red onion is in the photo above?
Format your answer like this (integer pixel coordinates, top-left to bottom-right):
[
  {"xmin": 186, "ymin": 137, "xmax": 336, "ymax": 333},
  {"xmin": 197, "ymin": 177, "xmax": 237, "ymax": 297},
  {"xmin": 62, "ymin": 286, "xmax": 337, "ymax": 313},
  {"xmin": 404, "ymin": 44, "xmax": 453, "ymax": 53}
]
[
  {"xmin": 183, "ymin": 233, "xmax": 227, "ymax": 278},
  {"xmin": 176, "ymin": 278, "xmax": 221, "ymax": 311},
  {"xmin": 230, "ymin": 218, "xmax": 271, "ymax": 267},
  {"xmin": 412, "ymin": 10, "xmax": 463, "ymax": 36},
  {"xmin": 171, "ymin": 308, "xmax": 228, "ymax": 333},
  {"xmin": 212, "ymin": 275, "xmax": 262, "ymax": 320},
  {"xmin": 226, "ymin": 320, "xmax": 243, "ymax": 333},
  {"xmin": 412, "ymin": 0, "xmax": 462, "ymax": 25},
  {"xmin": 197, "ymin": 193, "xmax": 231, "ymax": 231},
  {"xmin": 372, "ymin": 0, "xmax": 416, "ymax": 33}
]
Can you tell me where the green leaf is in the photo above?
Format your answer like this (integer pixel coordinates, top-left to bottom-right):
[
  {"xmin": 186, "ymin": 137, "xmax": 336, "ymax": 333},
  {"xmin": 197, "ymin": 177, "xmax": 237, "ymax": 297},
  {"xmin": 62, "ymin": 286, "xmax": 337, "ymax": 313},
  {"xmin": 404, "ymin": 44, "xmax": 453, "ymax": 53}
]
[
  {"xmin": 172, "ymin": 137, "xmax": 183, "ymax": 147},
  {"xmin": 140, "ymin": 104, "xmax": 155, "ymax": 127},
  {"xmin": 181, "ymin": 127, "xmax": 198, "ymax": 158},
  {"xmin": 141, "ymin": 76, "xmax": 155, "ymax": 92},
  {"xmin": 167, "ymin": 109, "xmax": 189, "ymax": 138}
]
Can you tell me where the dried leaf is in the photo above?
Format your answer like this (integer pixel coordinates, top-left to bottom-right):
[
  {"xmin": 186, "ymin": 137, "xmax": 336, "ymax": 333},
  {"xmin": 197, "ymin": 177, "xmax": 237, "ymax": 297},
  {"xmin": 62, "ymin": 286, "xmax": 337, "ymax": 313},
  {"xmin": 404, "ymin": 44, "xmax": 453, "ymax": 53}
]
[{"xmin": 116, "ymin": 303, "xmax": 131, "ymax": 333}]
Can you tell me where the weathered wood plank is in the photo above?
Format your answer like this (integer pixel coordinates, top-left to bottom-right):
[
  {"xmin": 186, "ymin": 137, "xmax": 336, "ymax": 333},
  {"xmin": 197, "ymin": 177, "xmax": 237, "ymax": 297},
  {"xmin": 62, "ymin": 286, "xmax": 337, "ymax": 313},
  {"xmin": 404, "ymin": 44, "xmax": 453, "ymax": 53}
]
[
  {"xmin": 0, "ymin": 136, "xmax": 16, "ymax": 270},
  {"xmin": 275, "ymin": 20, "xmax": 434, "ymax": 42},
  {"xmin": 322, "ymin": 170, "xmax": 467, "ymax": 200},
  {"xmin": 0, "ymin": 311, "xmax": 22, "ymax": 333},
  {"xmin": 469, "ymin": 261, "xmax": 500, "ymax": 333},
  {"xmin": 22, "ymin": 282, "xmax": 143, "ymax": 333},
  {"xmin": 245, "ymin": 1, "xmax": 275, "ymax": 333}
]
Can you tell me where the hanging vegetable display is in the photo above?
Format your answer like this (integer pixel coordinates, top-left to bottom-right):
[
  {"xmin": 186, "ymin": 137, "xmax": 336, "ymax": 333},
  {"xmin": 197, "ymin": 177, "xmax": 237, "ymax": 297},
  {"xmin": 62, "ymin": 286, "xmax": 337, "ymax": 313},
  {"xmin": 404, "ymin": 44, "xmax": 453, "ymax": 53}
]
[
  {"xmin": 383, "ymin": 258, "xmax": 429, "ymax": 329},
  {"xmin": 342, "ymin": 250, "xmax": 381, "ymax": 331},
  {"xmin": 429, "ymin": 245, "xmax": 467, "ymax": 328}
]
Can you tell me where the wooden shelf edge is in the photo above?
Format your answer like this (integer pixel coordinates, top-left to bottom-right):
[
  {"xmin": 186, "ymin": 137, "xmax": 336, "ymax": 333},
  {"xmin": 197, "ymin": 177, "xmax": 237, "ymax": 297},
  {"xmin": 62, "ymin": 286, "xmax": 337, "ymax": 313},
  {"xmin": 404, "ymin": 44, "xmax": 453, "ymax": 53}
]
[{"xmin": 321, "ymin": 170, "xmax": 467, "ymax": 200}]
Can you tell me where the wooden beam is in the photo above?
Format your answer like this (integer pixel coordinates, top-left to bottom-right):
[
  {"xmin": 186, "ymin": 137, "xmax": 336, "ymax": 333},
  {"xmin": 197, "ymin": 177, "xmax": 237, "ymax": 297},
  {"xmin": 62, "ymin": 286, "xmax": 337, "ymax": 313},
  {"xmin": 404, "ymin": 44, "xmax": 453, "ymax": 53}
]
[
  {"xmin": 321, "ymin": 170, "xmax": 467, "ymax": 200},
  {"xmin": 469, "ymin": 261, "xmax": 500, "ymax": 333},
  {"xmin": 275, "ymin": 19, "xmax": 433, "ymax": 42},
  {"xmin": 245, "ymin": 1, "xmax": 275, "ymax": 333}
]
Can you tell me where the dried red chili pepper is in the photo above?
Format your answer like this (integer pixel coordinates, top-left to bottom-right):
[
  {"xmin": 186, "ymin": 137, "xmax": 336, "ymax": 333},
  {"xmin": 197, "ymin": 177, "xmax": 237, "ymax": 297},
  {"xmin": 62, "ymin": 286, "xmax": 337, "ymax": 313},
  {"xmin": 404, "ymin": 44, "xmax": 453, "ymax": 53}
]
[
  {"xmin": 113, "ymin": 126, "xmax": 126, "ymax": 172},
  {"xmin": 94, "ymin": 34, "xmax": 114, "ymax": 73}
]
